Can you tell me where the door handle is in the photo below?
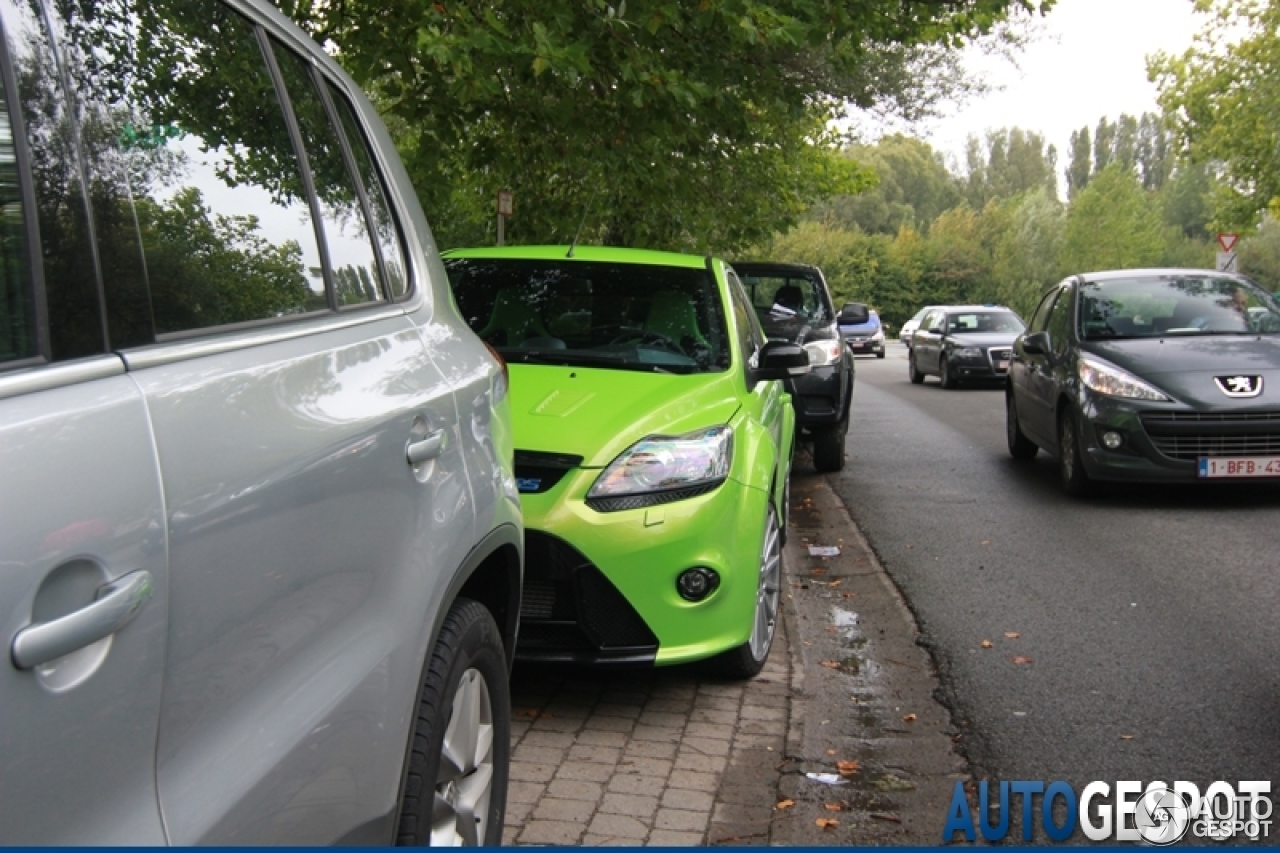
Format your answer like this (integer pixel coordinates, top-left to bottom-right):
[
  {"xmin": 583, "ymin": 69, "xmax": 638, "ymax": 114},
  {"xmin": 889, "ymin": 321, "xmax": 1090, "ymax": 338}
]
[
  {"xmin": 12, "ymin": 570, "xmax": 154, "ymax": 670},
  {"xmin": 406, "ymin": 429, "xmax": 445, "ymax": 465}
]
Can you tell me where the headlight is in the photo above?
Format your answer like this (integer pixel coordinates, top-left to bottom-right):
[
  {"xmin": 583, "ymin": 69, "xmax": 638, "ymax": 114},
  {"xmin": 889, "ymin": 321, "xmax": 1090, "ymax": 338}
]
[
  {"xmin": 871, "ymin": 329, "xmax": 885, "ymax": 342},
  {"xmin": 1077, "ymin": 355, "xmax": 1170, "ymax": 401},
  {"xmin": 588, "ymin": 426, "xmax": 733, "ymax": 501},
  {"xmin": 952, "ymin": 346, "xmax": 984, "ymax": 358},
  {"xmin": 804, "ymin": 339, "xmax": 845, "ymax": 367}
]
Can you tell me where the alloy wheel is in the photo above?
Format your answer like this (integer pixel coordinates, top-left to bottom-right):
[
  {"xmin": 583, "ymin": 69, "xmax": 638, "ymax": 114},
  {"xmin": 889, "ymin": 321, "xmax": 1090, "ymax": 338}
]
[
  {"xmin": 749, "ymin": 507, "xmax": 782, "ymax": 662},
  {"xmin": 431, "ymin": 668, "xmax": 496, "ymax": 846}
]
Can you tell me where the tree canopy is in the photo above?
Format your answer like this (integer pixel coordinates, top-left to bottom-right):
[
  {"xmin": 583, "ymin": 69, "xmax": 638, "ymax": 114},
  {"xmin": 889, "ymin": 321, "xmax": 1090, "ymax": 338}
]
[
  {"xmin": 1150, "ymin": 0, "xmax": 1280, "ymax": 228},
  {"xmin": 284, "ymin": 0, "xmax": 1051, "ymax": 251}
]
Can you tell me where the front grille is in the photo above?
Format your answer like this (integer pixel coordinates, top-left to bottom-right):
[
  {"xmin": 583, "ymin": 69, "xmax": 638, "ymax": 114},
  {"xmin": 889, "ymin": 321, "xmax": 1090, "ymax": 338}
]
[
  {"xmin": 1141, "ymin": 411, "xmax": 1280, "ymax": 460},
  {"xmin": 586, "ymin": 481, "xmax": 722, "ymax": 512},
  {"xmin": 518, "ymin": 531, "xmax": 658, "ymax": 660},
  {"xmin": 987, "ymin": 347, "xmax": 1012, "ymax": 372},
  {"xmin": 514, "ymin": 449, "xmax": 583, "ymax": 494}
]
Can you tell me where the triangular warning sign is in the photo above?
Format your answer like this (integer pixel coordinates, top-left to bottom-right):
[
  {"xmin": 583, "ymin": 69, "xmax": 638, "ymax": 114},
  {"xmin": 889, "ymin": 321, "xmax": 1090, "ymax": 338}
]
[{"xmin": 1217, "ymin": 233, "xmax": 1239, "ymax": 252}]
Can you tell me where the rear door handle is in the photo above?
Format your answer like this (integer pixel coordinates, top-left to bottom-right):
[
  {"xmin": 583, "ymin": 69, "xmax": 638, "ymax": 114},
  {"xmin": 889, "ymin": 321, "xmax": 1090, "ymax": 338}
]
[
  {"xmin": 12, "ymin": 570, "xmax": 154, "ymax": 670},
  {"xmin": 406, "ymin": 429, "xmax": 445, "ymax": 465}
]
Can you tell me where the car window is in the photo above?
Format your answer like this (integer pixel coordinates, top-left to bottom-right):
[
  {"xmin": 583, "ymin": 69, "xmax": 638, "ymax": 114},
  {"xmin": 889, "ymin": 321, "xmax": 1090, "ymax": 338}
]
[
  {"xmin": 738, "ymin": 272, "xmax": 830, "ymax": 326},
  {"xmin": 1, "ymin": 0, "xmax": 106, "ymax": 361},
  {"xmin": 446, "ymin": 257, "xmax": 731, "ymax": 374},
  {"xmin": 1079, "ymin": 274, "xmax": 1280, "ymax": 338},
  {"xmin": 1045, "ymin": 288, "xmax": 1074, "ymax": 354},
  {"xmin": 72, "ymin": 0, "xmax": 329, "ymax": 338},
  {"xmin": 727, "ymin": 269, "xmax": 766, "ymax": 361},
  {"xmin": 0, "ymin": 60, "xmax": 35, "ymax": 367},
  {"xmin": 1028, "ymin": 288, "xmax": 1060, "ymax": 333},
  {"xmin": 946, "ymin": 311, "xmax": 1024, "ymax": 334},
  {"xmin": 270, "ymin": 40, "xmax": 385, "ymax": 309}
]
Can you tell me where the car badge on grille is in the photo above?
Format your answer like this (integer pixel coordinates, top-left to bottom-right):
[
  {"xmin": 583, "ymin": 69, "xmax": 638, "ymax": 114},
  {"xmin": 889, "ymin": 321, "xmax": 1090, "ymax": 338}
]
[{"xmin": 1214, "ymin": 375, "xmax": 1263, "ymax": 398}]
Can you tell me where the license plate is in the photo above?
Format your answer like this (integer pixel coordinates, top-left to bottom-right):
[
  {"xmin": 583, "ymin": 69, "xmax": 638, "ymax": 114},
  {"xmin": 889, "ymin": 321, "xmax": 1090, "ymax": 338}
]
[
  {"xmin": 1198, "ymin": 456, "xmax": 1280, "ymax": 478},
  {"xmin": 996, "ymin": 360, "xmax": 1009, "ymax": 371}
]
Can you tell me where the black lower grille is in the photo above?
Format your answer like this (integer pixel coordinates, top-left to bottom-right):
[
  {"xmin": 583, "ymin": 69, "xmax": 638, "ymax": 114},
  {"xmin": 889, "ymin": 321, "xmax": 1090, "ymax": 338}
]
[
  {"xmin": 1141, "ymin": 411, "xmax": 1280, "ymax": 460},
  {"xmin": 518, "ymin": 531, "xmax": 658, "ymax": 662}
]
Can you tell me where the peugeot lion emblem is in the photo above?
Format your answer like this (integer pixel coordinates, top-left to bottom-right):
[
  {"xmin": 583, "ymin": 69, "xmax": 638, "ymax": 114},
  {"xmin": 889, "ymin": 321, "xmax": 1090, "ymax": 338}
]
[{"xmin": 1214, "ymin": 375, "xmax": 1263, "ymax": 398}]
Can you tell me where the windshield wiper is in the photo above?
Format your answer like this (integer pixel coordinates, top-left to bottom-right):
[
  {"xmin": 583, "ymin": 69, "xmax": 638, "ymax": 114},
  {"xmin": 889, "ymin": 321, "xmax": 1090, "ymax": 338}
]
[{"xmin": 498, "ymin": 349, "xmax": 628, "ymax": 367}]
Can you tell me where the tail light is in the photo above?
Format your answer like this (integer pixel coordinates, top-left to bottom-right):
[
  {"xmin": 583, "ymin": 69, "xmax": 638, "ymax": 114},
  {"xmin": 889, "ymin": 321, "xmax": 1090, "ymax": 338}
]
[{"xmin": 483, "ymin": 341, "xmax": 508, "ymax": 402}]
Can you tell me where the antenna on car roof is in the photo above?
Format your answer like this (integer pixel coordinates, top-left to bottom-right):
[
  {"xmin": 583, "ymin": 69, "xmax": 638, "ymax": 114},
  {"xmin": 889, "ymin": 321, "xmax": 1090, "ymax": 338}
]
[{"xmin": 566, "ymin": 195, "xmax": 594, "ymax": 258}]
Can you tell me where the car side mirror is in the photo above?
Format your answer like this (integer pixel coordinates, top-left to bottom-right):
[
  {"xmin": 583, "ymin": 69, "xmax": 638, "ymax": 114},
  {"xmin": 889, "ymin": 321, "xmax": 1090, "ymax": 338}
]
[
  {"xmin": 838, "ymin": 302, "xmax": 869, "ymax": 325},
  {"xmin": 751, "ymin": 340, "xmax": 810, "ymax": 383},
  {"xmin": 1022, "ymin": 331, "xmax": 1050, "ymax": 355}
]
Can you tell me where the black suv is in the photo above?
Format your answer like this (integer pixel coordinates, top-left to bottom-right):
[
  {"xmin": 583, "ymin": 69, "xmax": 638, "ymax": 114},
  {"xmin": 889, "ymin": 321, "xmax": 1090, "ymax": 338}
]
[{"xmin": 733, "ymin": 262, "xmax": 860, "ymax": 471}]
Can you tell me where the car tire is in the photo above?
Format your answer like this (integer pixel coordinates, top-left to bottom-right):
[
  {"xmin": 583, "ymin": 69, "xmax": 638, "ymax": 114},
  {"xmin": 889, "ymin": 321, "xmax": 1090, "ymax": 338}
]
[
  {"xmin": 1057, "ymin": 408, "xmax": 1093, "ymax": 498},
  {"xmin": 395, "ymin": 598, "xmax": 510, "ymax": 846},
  {"xmin": 812, "ymin": 417, "xmax": 847, "ymax": 472},
  {"xmin": 1006, "ymin": 391, "xmax": 1038, "ymax": 460},
  {"xmin": 908, "ymin": 352, "xmax": 924, "ymax": 385},
  {"xmin": 939, "ymin": 358, "xmax": 957, "ymax": 389},
  {"xmin": 711, "ymin": 502, "xmax": 782, "ymax": 679},
  {"xmin": 876, "ymin": 350, "xmax": 885, "ymax": 359}
]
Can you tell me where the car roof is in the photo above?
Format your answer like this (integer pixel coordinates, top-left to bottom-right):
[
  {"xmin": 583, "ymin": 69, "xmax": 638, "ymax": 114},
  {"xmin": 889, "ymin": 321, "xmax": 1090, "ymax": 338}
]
[
  {"xmin": 729, "ymin": 261, "xmax": 822, "ymax": 276},
  {"xmin": 932, "ymin": 304, "xmax": 1017, "ymax": 312},
  {"xmin": 442, "ymin": 245, "xmax": 713, "ymax": 269},
  {"xmin": 1077, "ymin": 268, "xmax": 1251, "ymax": 283}
]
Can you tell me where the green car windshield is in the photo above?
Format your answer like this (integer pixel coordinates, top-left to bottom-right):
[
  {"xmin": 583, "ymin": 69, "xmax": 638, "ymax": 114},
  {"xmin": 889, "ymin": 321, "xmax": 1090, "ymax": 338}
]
[
  {"xmin": 445, "ymin": 258, "xmax": 731, "ymax": 374},
  {"xmin": 1080, "ymin": 274, "xmax": 1280, "ymax": 339}
]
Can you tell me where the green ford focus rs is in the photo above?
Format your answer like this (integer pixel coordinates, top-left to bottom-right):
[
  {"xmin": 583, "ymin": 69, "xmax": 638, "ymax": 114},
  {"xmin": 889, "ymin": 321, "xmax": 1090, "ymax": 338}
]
[{"xmin": 444, "ymin": 246, "xmax": 808, "ymax": 677}]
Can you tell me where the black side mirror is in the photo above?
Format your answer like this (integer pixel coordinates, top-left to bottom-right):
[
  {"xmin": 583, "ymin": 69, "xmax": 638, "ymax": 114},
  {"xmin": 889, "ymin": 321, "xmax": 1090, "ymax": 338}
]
[
  {"xmin": 838, "ymin": 302, "xmax": 869, "ymax": 325},
  {"xmin": 752, "ymin": 340, "xmax": 810, "ymax": 383},
  {"xmin": 1022, "ymin": 331, "xmax": 1050, "ymax": 355}
]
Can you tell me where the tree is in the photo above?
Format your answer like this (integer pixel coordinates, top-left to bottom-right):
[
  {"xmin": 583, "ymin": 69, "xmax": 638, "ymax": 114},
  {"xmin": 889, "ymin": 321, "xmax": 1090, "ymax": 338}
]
[
  {"xmin": 1150, "ymin": 0, "xmax": 1280, "ymax": 228},
  {"xmin": 1061, "ymin": 163, "xmax": 1165, "ymax": 272},
  {"xmin": 1239, "ymin": 216, "xmax": 1280, "ymax": 292},
  {"xmin": 990, "ymin": 187, "xmax": 1066, "ymax": 318},
  {"xmin": 811, "ymin": 135, "xmax": 961, "ymax": 235},
  {"xmin": 283, "ymin": 0, "xmax": 1051, "ymax": 251},
  {"xmin": 962, "ymin": 127, "xmax": 1057, "ymax": 208}
]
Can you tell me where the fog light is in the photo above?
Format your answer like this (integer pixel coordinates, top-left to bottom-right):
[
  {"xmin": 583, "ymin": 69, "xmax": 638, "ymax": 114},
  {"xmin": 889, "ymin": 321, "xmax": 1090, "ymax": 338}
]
[
  {"xmin": 1102, "ymin": 431, "xmax": 1123, "ymax": 450},
  {"xmin": 676, "ymin": 568, "xmax": 720, "ymax": 602}
]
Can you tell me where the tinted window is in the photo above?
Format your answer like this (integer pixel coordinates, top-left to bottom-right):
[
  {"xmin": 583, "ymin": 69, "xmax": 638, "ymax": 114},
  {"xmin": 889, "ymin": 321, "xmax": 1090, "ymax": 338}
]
[
  {"xmin": 0, "ymin": 58, "xmax": 33, "ymax": 365},
  {"xmin": 1028, "ymin": 288, "xmax": 1059, "ymax": 333},
  {"xmin": 71, "ymin": 0, "xmax": 326, "ymax": 337},
  {"xmin": 945, "ymin": 310, "xmax": 1024, "ymax": 334},
  {"xmin": 1, "ymin": 0, "xmax": 104, "ymax": 360},
  {"xmin": 325, "ymin": 81, "xmax": 407, "ymax": 300},
  {"xmin": 726, "ymin": 269, "xmax": 764, "ymax": 359},
  {"xmin": 271, "ymin": 40, "xmax": 383, "ymax": 309},
  {"xmin": 1079, "ymin": 274, "xmax": 1280, "ymax": 339},
  {"xmin": 1045, "ymin": 289, "xmax": 1073, "ymax": 355},
  {"xmin": 446, "ymin": 258, "xmax": 730, "ymax": 374}
]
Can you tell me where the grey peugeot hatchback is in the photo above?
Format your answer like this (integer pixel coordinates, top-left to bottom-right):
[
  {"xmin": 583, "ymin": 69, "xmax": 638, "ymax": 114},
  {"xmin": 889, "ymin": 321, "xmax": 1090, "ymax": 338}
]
[{"xmin": 0, "ymin": 0, "xmax": 521, "ymax": 844}]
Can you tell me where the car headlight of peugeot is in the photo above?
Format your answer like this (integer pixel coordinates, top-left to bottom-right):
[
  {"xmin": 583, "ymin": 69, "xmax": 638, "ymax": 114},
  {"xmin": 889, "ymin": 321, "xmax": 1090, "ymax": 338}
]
[
  {"xmin": 586, "ymin": 426, "xmax": 733, "ymax": 511},
  {"xmin": 803, "ymin": 338, "xmax": 845, "ymax": 367},
  {"xmin": 952, "ymin": 346, "xmax": 984, "ymax": 358},
  {"xmin": 1077, "ymin": 354, "xmax": 1170, "ymax": 401}
]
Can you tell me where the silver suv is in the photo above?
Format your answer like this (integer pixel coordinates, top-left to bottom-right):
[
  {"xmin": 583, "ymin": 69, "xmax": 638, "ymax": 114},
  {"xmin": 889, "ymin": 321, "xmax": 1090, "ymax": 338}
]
[{"xmin": 0, "ymin": 0, "xmax": 521, "ymax": 843}]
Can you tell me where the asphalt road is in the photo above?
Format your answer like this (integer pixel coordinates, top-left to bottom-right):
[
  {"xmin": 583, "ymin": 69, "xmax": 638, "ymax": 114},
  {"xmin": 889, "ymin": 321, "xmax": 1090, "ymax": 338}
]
[{"xmin": 829, "ymin": 344, "xmax": 1280, "ymax": 790}]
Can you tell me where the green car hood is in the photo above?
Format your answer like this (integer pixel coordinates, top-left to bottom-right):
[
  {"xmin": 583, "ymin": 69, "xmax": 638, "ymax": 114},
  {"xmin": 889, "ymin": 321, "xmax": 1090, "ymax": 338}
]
[{"xmin": 509, "ymin": 365, "xmax": 743, "ymax": 467}]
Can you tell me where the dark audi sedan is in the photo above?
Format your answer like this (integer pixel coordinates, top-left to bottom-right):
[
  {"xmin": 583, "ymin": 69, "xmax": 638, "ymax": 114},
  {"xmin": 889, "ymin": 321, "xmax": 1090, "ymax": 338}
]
[
  {"xmin": 1006, "ymin": 269, "xmax": 1280, "ymax": 496},
  {"xmin": 908, "ymin": 305, "xmax": 1026, "ymax": 387}
]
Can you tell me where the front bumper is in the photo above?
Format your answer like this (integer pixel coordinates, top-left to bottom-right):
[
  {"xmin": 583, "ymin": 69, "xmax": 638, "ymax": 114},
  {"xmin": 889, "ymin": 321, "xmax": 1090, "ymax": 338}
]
[
  {"xmin": 516, "ymin": 470, "xmax": 770, "ymax": 666},
  {"xmin": 1073, "ymin": 392, "xmax": 1280, "ymax": 483},
  {"xmin": 788, "ymin": 363, "xmax": 848, "ymax": 429}
]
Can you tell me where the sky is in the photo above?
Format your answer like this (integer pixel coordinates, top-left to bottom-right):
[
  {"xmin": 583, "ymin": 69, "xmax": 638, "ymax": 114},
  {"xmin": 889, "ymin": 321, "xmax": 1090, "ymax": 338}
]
[{"xmin": 919, "ymin": 0, "xmax": 1204, "ymax": 170}]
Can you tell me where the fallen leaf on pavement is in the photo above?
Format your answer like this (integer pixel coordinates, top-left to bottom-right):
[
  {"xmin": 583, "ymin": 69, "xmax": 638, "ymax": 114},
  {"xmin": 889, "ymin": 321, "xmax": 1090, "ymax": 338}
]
[
  {"xmin": 775, "ymin": 799, "xmax": 794, "ymax": 810},
  {"xmin": 811, "ymin": 568, "xmax": 826, "ymax": 575},
  {"xmin": 902, "ymin": 713, "xmax": 918, "ymax": 723},
  {"xmin": 823, "ymin": 803, "xmax": 844, "ymax": 812},
  {"xmin": 837, "ymin": 760, "xmax": 861, "ymax": 777},
  {"xmin": 1011, "ymin": 655, "xmax": 1034, "ymax": 665},
  {"xmin": 816, "ymin": 818, "xmax": 838, "ymax": 829},
  {"xmin": 828, "ymin": 579, "xmax": 842, "ymax": 587},
  {"xmin": 981, "ymin": 639, "xmax": 993, "ymax": 649},
  {"xmin": 870, "ymin": 813, "xmax": 903, "ymax": 824},
  {"xmin": 1120, "ymin": 734, "xmax": 1135, "ymax": 740},
  {"xmin": 980, "ymin": 540, "xmax": 990, "ymax": 545},
  {"xmin": 905, "ymin": 543, "xmax": 914, "ymax": 549},
  {"xmin": 820, "ymin": 660, "xmax": 840, "ymax": 669},
  {"xmin": 518, "ymin": 708, "xmax": 551, "ymax": 719},
  {"xmin": 826, "ymin": 749, "xmax": 837, "ymax": 755},
  {"xmin": 1004, "ymin": 632, "xmax": 1020, "ymax": 639}
]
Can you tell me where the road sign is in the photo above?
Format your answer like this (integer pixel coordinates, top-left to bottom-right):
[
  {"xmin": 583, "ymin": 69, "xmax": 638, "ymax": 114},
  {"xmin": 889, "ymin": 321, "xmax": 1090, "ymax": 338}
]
[
  {"xmin": 1217, "ymin": 232, "xmax": 1239, "ymax": 253},
  {"xmin": 1217, "ymin": 251, "xmax": 1238, "ymax": 272},
  {"xmin": 497, "ymin": 189, "xmax": 513, "ymax": 217}
]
